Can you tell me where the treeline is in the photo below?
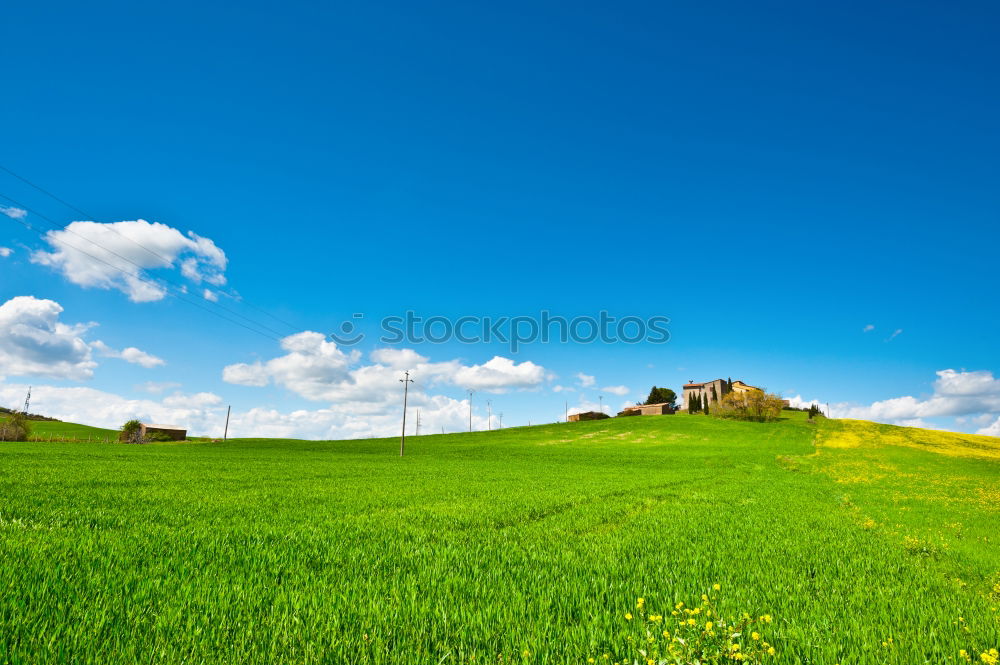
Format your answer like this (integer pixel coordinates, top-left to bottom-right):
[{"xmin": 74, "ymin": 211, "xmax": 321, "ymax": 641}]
[{"xmin": 0, "ymin": 406, "xmax": 60, "ymax": 422}]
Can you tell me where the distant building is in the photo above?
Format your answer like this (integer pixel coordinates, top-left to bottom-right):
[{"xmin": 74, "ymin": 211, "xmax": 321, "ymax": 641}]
[
  {"xmin": 118, "ymin": 423, "xmax": 187, "ymax": 442},
  {"xmin": 568, "ymin": 411, "xmax": 611, "ymax": 422},
  {"xmin": 681, "ymin": 378, "xmax": 762, "ymax": 410},
  {"xmin": 620, "ymin": 403, "xmax": 676, "ymax": 416}
]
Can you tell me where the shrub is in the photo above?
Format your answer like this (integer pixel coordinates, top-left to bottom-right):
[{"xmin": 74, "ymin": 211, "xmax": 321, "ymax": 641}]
[
  {"xmin": 616, "ymin": 408, "xmax": 642, "ymax": 417},
  {"xmin": 145, "ymin": 430, "xmax": 175, "ymax": 442},
  {"xmin": 714, "ymin": 389, "xmax": 784, "ymax": 422},
  {"xmin": 0, "ymin": 411, "xmax": 32, "ymax": 442},
  {"xmin": 120, "ymin": 419, "xmax": 145, "ymax": 444}
]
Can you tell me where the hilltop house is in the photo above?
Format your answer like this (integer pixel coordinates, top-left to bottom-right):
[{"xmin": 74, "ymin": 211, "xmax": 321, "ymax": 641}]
[{"xmin": 681, "ymin": 378, "xmax": 762, "ymax": 411}]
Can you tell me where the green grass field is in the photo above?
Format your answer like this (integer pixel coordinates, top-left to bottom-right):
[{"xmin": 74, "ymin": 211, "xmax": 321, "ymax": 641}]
[{"xmin": 1, "ymin": 413, "xmax": 998, "ymax": 664}]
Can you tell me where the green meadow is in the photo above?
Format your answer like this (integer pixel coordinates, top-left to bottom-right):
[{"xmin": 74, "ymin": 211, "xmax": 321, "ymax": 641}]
[{"xmin": 1, "ymin": 412, "xmax": 998, "ymax": 664}]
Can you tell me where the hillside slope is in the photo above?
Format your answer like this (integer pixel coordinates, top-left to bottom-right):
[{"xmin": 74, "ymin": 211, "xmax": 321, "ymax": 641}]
[{"xmin": 0, "ymin": 413, "xmax": 998, "ymax": 664}]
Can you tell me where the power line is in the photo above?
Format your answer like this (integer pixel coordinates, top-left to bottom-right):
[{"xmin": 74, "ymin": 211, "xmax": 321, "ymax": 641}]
[{"xmin": 1, "ymin": 201, "xmax": 283, "ymax": 342}]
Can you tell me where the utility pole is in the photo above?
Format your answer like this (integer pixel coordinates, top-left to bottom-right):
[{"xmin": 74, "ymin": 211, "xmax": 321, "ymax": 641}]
[
  {"xmin": 223, "ymin": 405, "xmax": 231, "ymax": 441},
  {"xmin": 487, "ymin": 400, "xmax": 492, "ymax": 431},
  {"xmin": 498, "ymin": 412, "xmax": 503, "ymax": 429},
  {"xmin": 467, "ymin": 389, "xmax": 475, "ymax": 432},
  {"xmin": 22, "ymin": 386, "xmax": 31, "ymax": 414},
  {"xmin": 400, "ymin": 371, "xmax": 414, "ymax": 456},
  {"xmin": 599, "ymin": 395, "xmax": 604, "ymax": 415},
  {"xmin": 415, "ymin": 409, "xmax": 421, "ymax": 437}
]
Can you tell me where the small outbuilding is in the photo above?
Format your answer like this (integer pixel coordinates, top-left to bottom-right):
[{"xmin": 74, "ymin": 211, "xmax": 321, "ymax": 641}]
[
  {"xmin": 119, "ymin": 423, "xmax": 187, "ymax": 442},
  {"xmin": 620, "ymin": 402, "xmax": 676, "ymax": 416},
  {"xmin": 568, "ymin": 411, "xmax": 611, "ymax": 422}
]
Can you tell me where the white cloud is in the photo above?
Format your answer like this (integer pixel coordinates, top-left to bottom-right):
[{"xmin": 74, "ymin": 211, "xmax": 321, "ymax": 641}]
[
  {"xmin": 31, "ymin": 219, "xmax": 227, "ymax": 302},
  {"xmin": 828, "ymin": 369, "xmax": 1000, "ymax": 434},
  {"xmin": 785, "ymin": 395, "xmax": 824, "ymax": 411},
  {"xmin": 575, "ymin": 372, "xmax": 596, "ymax": 388},
  {"xmin": 0, "ymin": 247, "xmax": 11, "ymax": 258},
  {"xmin": 885, "ymin": 328, "xmax": 903, "ymax": 342},
  {"xmin": 0, "ymin": 206, "xmax": 27, "ymax": 220},
  {"xmin": 203, "ymin": 289, "xmax": 218, "ymax": 302},
  {"xmin": 92, "ymin": 340, "xmax": 165, "ymax": 368},
  {"xmin": 0, "ymin": 296, "xmax": 96, "ymax": 380},
  {"xmin": 222, "ymin": 361, "xmax": 269, "ymax": 387},
  {"xmin": 452, "ymin": 356, "xmax": 548, "ymax": 392},
  {"xmin": 601, "ymin": 385, "xmax": 630, "ymax": 396},
  {"xmin": 863, "ymin": 324, "xmax": 874, "ymax": 332},
  {"xmin": 369, "ymin": 348, "xmax": 428, "ymax": 369},
  {"xmin": 223, "ymin": 333, "xmax": 549, "ymax": 402},
  {"xmin": 135, "ymin": 381, "xmax": 181, "ymax": 394},
  {"xmin": 977, "ymin": 416, "xmax": 1000, "ymax": 437}
]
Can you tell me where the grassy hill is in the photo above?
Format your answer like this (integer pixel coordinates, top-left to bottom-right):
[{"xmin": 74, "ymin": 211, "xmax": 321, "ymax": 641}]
[
  {"xmin": 1, "ymin": 412, "xmax": 998, "ymax": 663},
  {"xmin": 0, "ymin": 415, "xmax": 118, "ymax": 441}
]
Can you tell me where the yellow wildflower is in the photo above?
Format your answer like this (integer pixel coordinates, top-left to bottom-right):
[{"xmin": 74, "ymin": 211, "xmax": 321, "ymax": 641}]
[
  {"xmin": 767, "ymin": 647, "xmax": 776, "ymax": 656},
  {"xmin": 705, "ymin": 621, "xmax": 714, "ymax": 631},
  {"xmin": 637, "ymin": 597, "xmax": 645, "ymax": 608},
  {"xmin": 713, "ymin": 583, "xmax": 721, "ymax": 591},
  {"xmin": 625, "ymin": 613, "xmax": 633, "ymax": 621},
  {"xmin": 752, "ymin": 632, "xmax": 760, "ymax": 641}
]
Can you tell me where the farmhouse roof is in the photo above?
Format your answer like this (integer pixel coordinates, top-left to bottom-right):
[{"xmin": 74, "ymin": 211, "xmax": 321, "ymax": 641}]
[{"xmin": 143, "ymin": 423, "xmax": 185, "ymax": 430}]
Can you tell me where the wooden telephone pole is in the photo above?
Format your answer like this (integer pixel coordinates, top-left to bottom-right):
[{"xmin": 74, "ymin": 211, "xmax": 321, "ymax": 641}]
[
  {"xmin": 223, "ymin": 405, "xmax": 231, "ymax": 441},
  {"xmin": 399, "ymin": 371, "xmax": 414, "ymax": 456}
]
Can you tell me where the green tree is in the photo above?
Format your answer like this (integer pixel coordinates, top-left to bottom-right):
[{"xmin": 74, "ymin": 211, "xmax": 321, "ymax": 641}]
[{"xmin": 643, "ymin": 386, "xmax": 677, "ymax": 407}]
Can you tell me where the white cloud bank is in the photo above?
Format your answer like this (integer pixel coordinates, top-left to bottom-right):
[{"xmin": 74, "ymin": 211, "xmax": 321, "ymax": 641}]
[
  {"xmin": 791, "ymin": 369, "xmax": 1000, "ymax": 436},
  {"xmin": 0, "ymin": 296, "xmax": 164, "ymax": 379},
  {"xmin": 223, "ymin": 332, "xmax": 549, "ymax": 402},
  {"xmin": 31, "ymin": 219, "xmax": 227, "ymax": 302},
  {"xmin": 0, "ymin": 247, "xmax": 12, "ymax": 258}
]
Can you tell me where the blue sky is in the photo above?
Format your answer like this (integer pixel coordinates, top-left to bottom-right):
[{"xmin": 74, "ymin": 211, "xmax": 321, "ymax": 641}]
[{"xmin": 2, "ymin": 0, "xmax": 999, "ymax": 437}]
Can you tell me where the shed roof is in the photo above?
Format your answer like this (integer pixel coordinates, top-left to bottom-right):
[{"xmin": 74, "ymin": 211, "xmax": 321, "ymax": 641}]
[{"xmin": 143, "ymin": 423, "xmax": 186, "ymax": 430}]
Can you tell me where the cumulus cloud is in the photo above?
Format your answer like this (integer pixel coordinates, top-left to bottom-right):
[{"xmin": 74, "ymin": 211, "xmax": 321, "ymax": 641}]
[
  {"xmin": 0, "ymin": 206, "xmax": 27, "ymax": 220},
  {"xmin": 0, "ymin": 296, "xmax": 168, "ymax": 379},
  {"xmin": 601, "ymin": 385, "xmax": 630, "ymax": 396},
  {"xmin": 0, "ymin": 296, "xmax": 96, "ymax": 380},
  {"xmin": 452, "ymin": 356, "xmax": 548, "ymax": 392},
  {"xmin": 223, "ymin": 333, "xmax": 550, "ymax": 406},
  {"xmin": 0, "ymin": 247, "xmax": 11, "ymax": 258},
  {"xmin": 135, "ymin": 381, "xmax": 181, "ymax": 394},
  {"xmin": 31, "ymin": 219, "xmax": 227, "ymax": 302},
  {"xmin": 826, "ymin": 369, "xmax": 1000, "ymax": 435},
  {"xmin": 203, "ymin": 289, "xmax": 218, "ymax": 302},
  {"xmin": 91, "ymin": 340, "xmax": 165, "ymax": 368},
  {"xmin": 575, "ymin": 372, "xmax": 596, "ymax": 388}
]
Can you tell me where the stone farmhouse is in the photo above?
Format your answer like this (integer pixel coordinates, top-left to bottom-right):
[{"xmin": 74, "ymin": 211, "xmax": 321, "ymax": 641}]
[{"xmin": 681, "ymin": 378, "xmax": 761, "ymax": 411}]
